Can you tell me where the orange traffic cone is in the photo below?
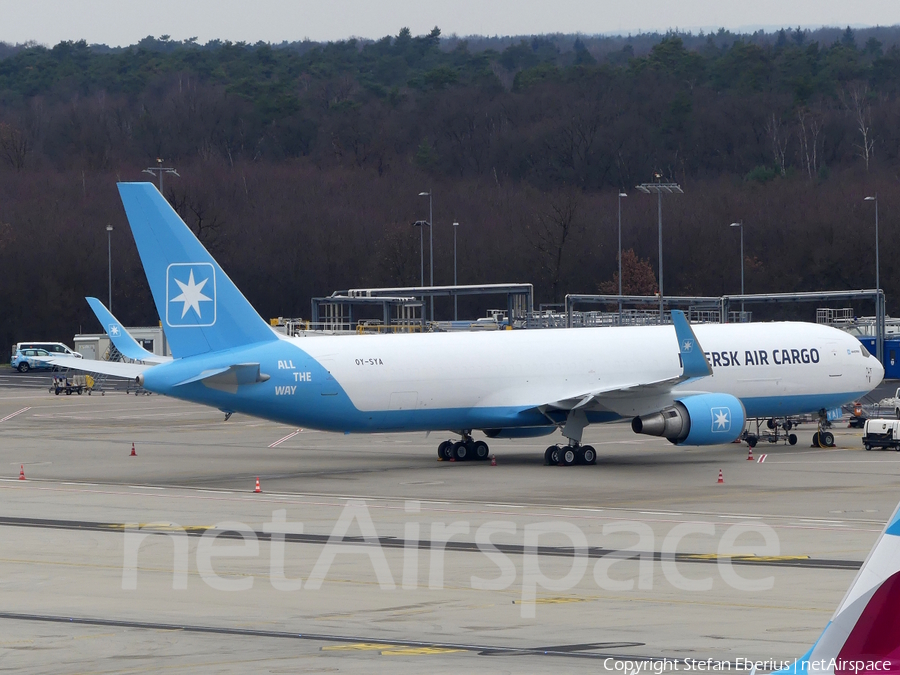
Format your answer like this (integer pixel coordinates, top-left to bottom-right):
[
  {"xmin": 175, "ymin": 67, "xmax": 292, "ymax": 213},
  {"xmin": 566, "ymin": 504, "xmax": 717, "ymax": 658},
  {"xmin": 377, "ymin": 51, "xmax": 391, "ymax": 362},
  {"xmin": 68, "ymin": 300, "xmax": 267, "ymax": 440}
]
[
  {"xmin": 717, "ymin": 469, "xmax": 724, "ymax": 484},
  {"xmin": 746, "ymin": 447, "xmax": 753, "ymax": 461},
  {"xmin": 490, "ymin": 455, "xmax": 497, "ymax": 466},
  {"xmin": 18, "ymin": 465, "xmax": 25, "ymax": 481},
  {"xmin": 254, "ymin": 477, "xmax": 262, "ymax": 493},
  {"xmin": 130, "ymin": 443, "xmax": 137, "ymax": 457}
]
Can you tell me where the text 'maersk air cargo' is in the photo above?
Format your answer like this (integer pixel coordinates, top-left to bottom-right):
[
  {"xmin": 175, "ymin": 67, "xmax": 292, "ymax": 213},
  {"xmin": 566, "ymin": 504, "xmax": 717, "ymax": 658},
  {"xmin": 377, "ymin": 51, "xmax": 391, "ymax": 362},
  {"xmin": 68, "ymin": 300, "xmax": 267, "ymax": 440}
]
[{"xmin": 44, "ymin": 183, "xmax": 883, "ymax": 466}]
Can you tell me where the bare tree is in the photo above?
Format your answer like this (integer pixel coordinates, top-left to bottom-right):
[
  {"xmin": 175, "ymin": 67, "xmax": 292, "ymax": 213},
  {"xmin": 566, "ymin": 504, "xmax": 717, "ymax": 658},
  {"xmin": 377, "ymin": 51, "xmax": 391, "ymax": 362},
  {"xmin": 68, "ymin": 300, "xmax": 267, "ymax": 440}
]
[
  {"xmin": 797, "ymin": 107, "xmax": 822, "ymax": 181},
  {"xmin": 0, "ymin": 123, "xmax": 30, "ymax": 170},
  {"xmin": 765, "ymin": 113, "xmax": 790, "ymax": 176},
  {"xmin": 841, "ymin": 84, "xmax": 875, "ymax": 172},
  {"xmin": 531, "ymin": 189, "xmax": 580, "ymax": 302}
]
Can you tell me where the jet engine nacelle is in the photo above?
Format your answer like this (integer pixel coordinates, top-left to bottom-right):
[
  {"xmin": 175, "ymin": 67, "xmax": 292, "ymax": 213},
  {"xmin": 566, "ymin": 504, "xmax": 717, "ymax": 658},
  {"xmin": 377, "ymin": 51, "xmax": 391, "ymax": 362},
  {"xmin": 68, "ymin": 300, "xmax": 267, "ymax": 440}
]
[{"xmin": 631, "ymin": 393, "xmax": 745, "ymax": 445}]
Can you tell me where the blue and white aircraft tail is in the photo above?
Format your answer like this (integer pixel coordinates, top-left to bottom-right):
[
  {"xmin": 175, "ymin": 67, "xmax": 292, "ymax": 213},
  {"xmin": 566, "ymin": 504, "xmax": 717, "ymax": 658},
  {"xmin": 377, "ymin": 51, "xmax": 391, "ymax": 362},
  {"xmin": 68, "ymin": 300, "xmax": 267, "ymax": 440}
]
[
  {"xmin": 44, "ymin": 182, "xmax": 883, "ymax": 464},
  {"xmin": 774, "ymin": 500, "xmax": 900, "ymax": 675},
  {"xmin": 118, "ymin": 183, "xmax": 277, "ymax": 359},
  {"xmin": 85, "ymin": 297, "xmax": 171, "ymax": 364}
]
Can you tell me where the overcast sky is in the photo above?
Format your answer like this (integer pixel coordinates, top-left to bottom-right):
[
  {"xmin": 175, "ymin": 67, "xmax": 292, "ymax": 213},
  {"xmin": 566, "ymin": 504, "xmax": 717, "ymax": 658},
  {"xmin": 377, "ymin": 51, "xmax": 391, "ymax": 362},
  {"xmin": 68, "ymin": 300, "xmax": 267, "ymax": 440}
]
[{"xmin": 2, "ymin": 0, "xmax": 899, "ymax": 47}]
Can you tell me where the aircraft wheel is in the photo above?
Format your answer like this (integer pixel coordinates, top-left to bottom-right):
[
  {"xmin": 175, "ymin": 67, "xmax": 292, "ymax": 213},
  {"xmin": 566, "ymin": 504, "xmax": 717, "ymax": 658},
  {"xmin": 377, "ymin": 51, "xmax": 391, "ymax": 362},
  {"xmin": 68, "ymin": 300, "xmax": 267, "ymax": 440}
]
[
  {"xmin": 582, "ymin": 445, "xmax": 597, "ymax": 464},
  {"xmin": 822, "ymin": 431, "xmax": 835, "ymax": 447},
  {"xmin": 812, "ymin": 431, "xmax": 820, "ymax": 447},
  {"xmin": 544, "ymin": 446, "xmax": 556, "ymax": 465},
  {"xmin": 438, "ymin": 441, "xmax": 452, "ymax": 460},
  {"xmin": 788, "ymin": 434, "xmax": 798, "ymax": 446},
  {"xmin": 747, "ymin": 435, "xmax": 758, "ymax": 448},
  {"xmin": 473, "ymin": 441, "xmax": 489, "ymax": 461},
  {"xmin": 559, "ymin": 447, "xmax": 577, "ymax": 466},
  {"xmin": 452, "ymin": 441, "xmax": 469, "ymax": 461}
]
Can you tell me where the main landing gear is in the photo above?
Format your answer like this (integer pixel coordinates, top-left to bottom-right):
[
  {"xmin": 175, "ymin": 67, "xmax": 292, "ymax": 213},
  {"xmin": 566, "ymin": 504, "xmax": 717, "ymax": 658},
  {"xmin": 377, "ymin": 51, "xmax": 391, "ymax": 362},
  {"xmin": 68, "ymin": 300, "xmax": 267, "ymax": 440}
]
[
  {"xmin": 437, "ymin": 432, "xmax": 490, "ymax": 462},
  {"xmin": 544, "ymin": 443, "xmax": 597, "ymax": 466}
]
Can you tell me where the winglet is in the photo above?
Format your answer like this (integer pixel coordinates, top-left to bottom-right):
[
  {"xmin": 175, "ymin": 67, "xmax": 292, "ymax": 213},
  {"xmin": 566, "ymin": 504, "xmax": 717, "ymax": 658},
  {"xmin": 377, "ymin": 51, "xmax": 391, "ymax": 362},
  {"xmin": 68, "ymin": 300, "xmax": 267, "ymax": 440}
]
[{"xmin": 671, "ymin": 310, "xmax": 712, "ymax": 379}]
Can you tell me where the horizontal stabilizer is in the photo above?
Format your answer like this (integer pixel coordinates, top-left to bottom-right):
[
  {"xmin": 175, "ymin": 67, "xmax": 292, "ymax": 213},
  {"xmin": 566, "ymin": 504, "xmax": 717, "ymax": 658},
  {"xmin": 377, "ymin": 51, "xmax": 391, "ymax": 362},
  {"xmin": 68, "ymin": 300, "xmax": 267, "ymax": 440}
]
[
  {"xmin": 40, "ymin": 356, "xmax": 150, "ymax": 380},
  {"xmin": 173, "ymin": 363, "xmax": 270, "ymax": 394}
]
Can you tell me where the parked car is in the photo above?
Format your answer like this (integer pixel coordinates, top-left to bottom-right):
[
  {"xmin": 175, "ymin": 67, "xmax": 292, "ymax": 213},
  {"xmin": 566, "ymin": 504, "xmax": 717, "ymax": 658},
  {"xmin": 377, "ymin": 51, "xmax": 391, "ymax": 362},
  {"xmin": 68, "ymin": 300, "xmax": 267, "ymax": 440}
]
[{"xmin": 11, "ymin": 348, "xmax": 54, "ymax": 373}]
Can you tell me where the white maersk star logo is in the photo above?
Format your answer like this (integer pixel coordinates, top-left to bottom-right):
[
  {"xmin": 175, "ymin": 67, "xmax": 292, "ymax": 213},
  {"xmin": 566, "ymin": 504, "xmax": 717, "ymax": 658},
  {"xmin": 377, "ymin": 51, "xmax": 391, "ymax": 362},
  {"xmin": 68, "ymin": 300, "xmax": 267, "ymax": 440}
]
[
  {"xmin": 710, "ymin": 407, "xmax": 731, "ymax": 433},
  {"xmin": 166, "ymin": 263, "xmax": 216, "ymax": 327},
  {"xmin": 108, "ymin": 324, "xmax": 120, "ymax": 337},
  {"xmin": 682, "ymin": 339, "xmax": 694, "ymax": 353}
]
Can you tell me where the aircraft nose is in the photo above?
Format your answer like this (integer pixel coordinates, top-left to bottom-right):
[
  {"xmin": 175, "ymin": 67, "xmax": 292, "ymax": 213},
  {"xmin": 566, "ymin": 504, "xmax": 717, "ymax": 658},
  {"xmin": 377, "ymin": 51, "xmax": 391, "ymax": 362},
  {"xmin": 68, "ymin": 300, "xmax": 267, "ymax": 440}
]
[{"xmin": 874, "ymin": 356, "xmax": 885, "ymax": 386}]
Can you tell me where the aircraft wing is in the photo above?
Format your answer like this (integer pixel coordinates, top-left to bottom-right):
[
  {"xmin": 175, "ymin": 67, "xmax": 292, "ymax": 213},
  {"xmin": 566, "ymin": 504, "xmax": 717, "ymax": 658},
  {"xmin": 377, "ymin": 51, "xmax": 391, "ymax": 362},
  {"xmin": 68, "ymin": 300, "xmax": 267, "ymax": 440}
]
[
  {"xmin": 39, "ymin": 356, "xmax": 150, "ymax": 380},
  {"xmin": 541, "ymin": 310, "xmax": 712, "ymax": 412},
  {"xmin": 86, "ymin": 296, "xmax": 172, "ymax": 364}
]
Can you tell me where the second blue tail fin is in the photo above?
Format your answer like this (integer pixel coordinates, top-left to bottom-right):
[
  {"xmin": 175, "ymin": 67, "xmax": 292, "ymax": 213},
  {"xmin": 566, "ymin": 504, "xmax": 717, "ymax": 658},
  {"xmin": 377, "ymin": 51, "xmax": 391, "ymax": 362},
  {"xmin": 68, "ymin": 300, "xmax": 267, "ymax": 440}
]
[
  {"xmin": 117, "ymin": 183, "xmax": 277, "ymax": 359},
  {"xmin": 86, "ymin": 297, "xmax": 170, "ymax": 364}
]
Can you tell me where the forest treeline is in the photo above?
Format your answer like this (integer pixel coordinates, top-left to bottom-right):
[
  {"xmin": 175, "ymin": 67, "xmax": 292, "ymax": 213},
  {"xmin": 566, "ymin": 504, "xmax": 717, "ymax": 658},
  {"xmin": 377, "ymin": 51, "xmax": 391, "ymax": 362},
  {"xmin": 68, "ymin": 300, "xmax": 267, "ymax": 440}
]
[{"xmin": 0, "ymin": 25, "xmax": 898, "ymax": 354}]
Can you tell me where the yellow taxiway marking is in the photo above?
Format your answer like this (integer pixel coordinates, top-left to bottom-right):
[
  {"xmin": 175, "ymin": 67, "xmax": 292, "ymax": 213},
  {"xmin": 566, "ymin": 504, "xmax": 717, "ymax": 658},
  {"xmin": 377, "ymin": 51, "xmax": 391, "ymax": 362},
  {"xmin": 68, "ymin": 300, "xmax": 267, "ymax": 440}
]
[
  {"xmin": 321, "ymin": 642, "xmax": 465, "ymax": 656},
  {"xmin": 679, "ymin": 554, "xmax": 810, "ymax": 561},
  {"xmin": 513, "ymin": 596, "xmax": 586, "ymax": 605},
  {"xmin": 100, "ymin": 523, "xmax": 214, "ymax": 533}
]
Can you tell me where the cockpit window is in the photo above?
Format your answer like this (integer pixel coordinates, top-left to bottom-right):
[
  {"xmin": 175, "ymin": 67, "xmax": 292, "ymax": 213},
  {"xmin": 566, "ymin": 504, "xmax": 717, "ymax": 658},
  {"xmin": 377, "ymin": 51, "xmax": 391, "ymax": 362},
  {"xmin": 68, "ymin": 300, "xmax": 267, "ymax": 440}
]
[{"xmin": 860, "ymin": 344, "xmax": 871, "ymax": 358}]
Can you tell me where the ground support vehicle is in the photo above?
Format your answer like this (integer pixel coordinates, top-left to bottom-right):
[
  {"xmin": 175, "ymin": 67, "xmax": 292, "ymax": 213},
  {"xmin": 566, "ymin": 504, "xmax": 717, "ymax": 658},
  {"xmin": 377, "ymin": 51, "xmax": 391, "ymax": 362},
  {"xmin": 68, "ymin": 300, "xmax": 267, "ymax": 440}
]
[
  {"xmin": 862, "ymin": 418, "xmax": 900, "ymax": 451},
  {"xmin": 741, "ymin": 417, "xmax": 800, "ymax": 448},
  {"xmin": 50, "ymin": 374, "xmax": 93, "ymax": 395}
]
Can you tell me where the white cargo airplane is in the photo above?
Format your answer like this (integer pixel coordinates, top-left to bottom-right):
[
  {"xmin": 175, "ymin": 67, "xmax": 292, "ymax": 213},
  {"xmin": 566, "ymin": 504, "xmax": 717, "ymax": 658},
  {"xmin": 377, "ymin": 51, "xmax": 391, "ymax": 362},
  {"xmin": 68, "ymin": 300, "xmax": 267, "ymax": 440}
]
[{"xmin": 44, "ymin": 183, "xmax": 883, "ymax": 466}]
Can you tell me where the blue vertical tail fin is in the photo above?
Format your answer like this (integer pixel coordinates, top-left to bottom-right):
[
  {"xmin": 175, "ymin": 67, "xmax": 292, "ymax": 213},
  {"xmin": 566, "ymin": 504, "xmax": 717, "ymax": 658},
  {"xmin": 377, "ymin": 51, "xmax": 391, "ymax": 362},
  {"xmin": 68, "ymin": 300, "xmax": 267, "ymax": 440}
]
[{"xmin": 117, "ymin": 183, "xmax": 277, "ymax": 359}]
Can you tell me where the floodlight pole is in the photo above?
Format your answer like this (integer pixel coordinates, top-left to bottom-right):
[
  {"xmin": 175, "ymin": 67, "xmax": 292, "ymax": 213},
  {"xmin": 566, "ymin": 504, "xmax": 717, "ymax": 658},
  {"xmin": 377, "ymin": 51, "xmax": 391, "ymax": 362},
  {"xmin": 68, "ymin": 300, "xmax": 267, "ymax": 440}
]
[
  {"xmin": 142, "ymin": 159, "xmax": 180, "ymax": 195},
  {"xmin": 636, "ymin": 180, "xmax": 683, "ymax": 322},
  {"xmin": 618, "ymin": 191, "xmax": 627, "ymax": 323},
  {"xmin": 419, "ymin": 191, "xmax": 434, "ymax": 320},
  {"xmin": 453, "ymin": 221, "xmax": 459, "ymax": 321},
  {"xmin": 730, "ymin": 221, "xmax": 744, "ymax": 319},
  {"xmin": 106, "ymin": 224, "xmax": 113, "ymax": 312},
  {"xmin": 865, "ymin": 195, "xmax": 882, "ymax": 362},
  {"xmin": 412, "ymin": 221, "xmax": 425, "ymax": 285}
]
